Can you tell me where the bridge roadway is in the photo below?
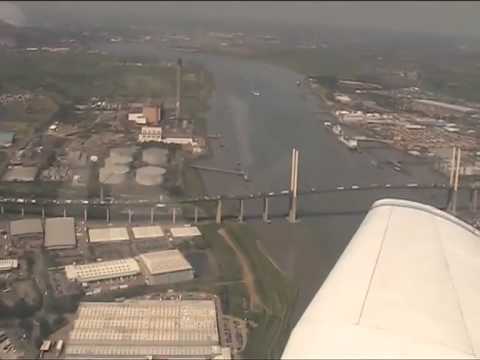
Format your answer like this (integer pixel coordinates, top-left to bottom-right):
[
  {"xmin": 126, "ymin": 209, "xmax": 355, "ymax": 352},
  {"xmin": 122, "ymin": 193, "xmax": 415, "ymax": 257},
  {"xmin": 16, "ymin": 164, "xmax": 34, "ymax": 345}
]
[{"xmin": 0, "ymin": 182, "xmax": 453, "ymax": 208}]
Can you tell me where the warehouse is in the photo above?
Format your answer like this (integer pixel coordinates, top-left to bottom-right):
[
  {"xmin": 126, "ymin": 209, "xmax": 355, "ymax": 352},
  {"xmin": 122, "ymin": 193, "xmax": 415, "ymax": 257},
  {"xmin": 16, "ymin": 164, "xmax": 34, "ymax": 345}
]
[
  {"xmin": 2, "ymin": 166, "xmax": 38, "ymax": 182},
  {"xmin": 0, "ymin": 259, "xmax": 18, "ymax": 271},
  {"xmin": 44, "ymin": 217, "xmax": 76, "ymax": 249},
  {"xmin": 88, "ymin": 227, "xmax": 130, "ymax": 243},
  {"xmin": 137, "ymin": 249, "xmax": 194, "ymax": 285},
  {"xmin": 131, "ymin": 225, "xmax": 165, "ymax": 240},
  {"xmin": 10, "ymin": 218, "xmax": 43, "ymax": 236},
  {"xmin": 58, "ymin": 300, "xmax": 229, "ymax": 359},
  {"xmin": 169, "ymin": 226, "xmax": 202, "ymax": 239},
  {"xmin": 65, "ymin": 258, "xmax": 140, "ymax": 283}
]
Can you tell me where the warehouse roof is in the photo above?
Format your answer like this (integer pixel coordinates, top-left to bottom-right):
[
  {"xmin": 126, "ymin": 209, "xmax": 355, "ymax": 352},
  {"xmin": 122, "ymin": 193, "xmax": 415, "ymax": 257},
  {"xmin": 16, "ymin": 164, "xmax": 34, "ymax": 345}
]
[
  {"xmin": 283, "ymin": 199, "xmax": 480, "ymax": 359},
  {"xmin": 44, "ymin": 217, "xmax": 76, "ymax": 249},
  {"xmin": 10, "ymin": 218, "xmax": 43, "ymax": 236},
  {"xmin": 62, "ymin": 300, "xmax": 223, "ymax": 358},
  {"xmin": 65, "ymin": 258, "xmax": 140, "ymax": 283},
  {"xmin": 414, "ymin": 99, "xmax": 477, "ymax": 113},
  {"xmin": 0, "ymin": 259, "xmax": 18, "ymax": 271},
  {"xmin": 88, "ymin": 227, "xmax": 130, "ymax": 243},
  {"xmin": 138, "ymin": 249, "xmax": 192, "ymax": 275},
  {"xmin": 2, "ymin": 166, "xmax": 38, "ymax": 182},
  {"xmin": 169, "ymin": 226, "xmax": 201, "ymax": 238},
  {"xmin": 131, "ymin": 225, "xmax": 164, "ymax": 239}
]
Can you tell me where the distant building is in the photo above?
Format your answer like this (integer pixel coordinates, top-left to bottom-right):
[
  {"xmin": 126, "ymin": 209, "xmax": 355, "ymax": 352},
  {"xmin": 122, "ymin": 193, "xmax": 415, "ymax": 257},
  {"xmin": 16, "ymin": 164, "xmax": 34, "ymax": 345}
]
[
  {"xmin": 138, "ymin": 126, "xmax": 163, "ymax": 143},
  {"xmin": 411, "ymin": 99, "xmax": 478, "ymax": 118},
  {"xmin": 169, "ymin": 226, "xmax": 202, "ymax": 240},
  {"xmin": 2, "ymin": 166, "xmax": 38, "ymax": 182},
  {"xmin": 131, "ymin": 225, "xmax": 165, "ymax": 241},
  {"xmin": 162, "ymin": 128, "xmax": 195, "ymax": 145},
  {"xmin": 128, "ymin": 113, "xmax": 147, "ymax": 125},
  {"xmin": 10, "ymin": 218, "xmax": 43, "ymax": 241},
  {"xmin": 65, "ymin": 258, "xmax": 140, "ymax": 283},
  {"xmin": 44, "ymin": 217, "xmax": 76, "ymax": 250},
  {"xmin": 143, "ymin": 105, "xmax": 162, "ymax": 126},
  {"xmin": 0, "ymin": 259, "xmax": 18, "ymax": 272},
  {"xmin": 0, "ymin": 132, "xmax": 15, "ymax": 147},
  {"xmin": 137, "ymin": 249, "xmax": 194, "ymax": 286},
  {"xmin": 88, "ymin": 227, "xmax": 130, "ymax": 243}
]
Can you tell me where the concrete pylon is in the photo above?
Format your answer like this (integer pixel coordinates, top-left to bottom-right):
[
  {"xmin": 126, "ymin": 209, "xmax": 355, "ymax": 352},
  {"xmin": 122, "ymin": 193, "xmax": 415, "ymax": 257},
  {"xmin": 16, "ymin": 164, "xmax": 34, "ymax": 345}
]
[
  {"xmin": 471, "ymin": 186, "xmax": 479, "ymax": 213},
  {"xmin": 238, "ymin": 199, "xmax": 244, "ymax": 223},
  {"xmin": 289, "ymin": 148, "xmax": 299, "ymax": 223},
  {"xmin": 84, "ymin": 207, "xmax": 88, "ymax": 223},
  {"xmin": 128, "ymin": 208, "xmax": 132, "ymax": 224},
  {"xmin": 21, "ymin": 207, "xmax": 24, "ymax": 217},
  {"xmin": 63, "ymin": 207, "xmax": 67, "ymax": 218},
  {"xmin": 41, "ymin": 207, "xmax": 45, "ymax": 220},
  {"xmin": 0, "ymin": 206, "xmax": 4, "ymax": 215},
  {"xmin": 451, "ymin": 147, "xmax": 461, "ymax": 215},
  {"xmin": 172, "ymin": 208, "xmax": 176, "ymax": 224},
  {"xmin": 216, "ymin": 199, "xmax": 222, "ymax": 224},
  {"xmin": 150, "ymin": 208, "xmax": 154, "ymax": 224},
  {"xmin": 107, "ymin": 207, "xmax": 110, "ymax": 224},
  {"xmin": 263, "ymin": 197, "xmax": 270, "ymax": 222},
  {"xmin": 194, "ymin": 206, "xmax": 199, "ymax": 224}
]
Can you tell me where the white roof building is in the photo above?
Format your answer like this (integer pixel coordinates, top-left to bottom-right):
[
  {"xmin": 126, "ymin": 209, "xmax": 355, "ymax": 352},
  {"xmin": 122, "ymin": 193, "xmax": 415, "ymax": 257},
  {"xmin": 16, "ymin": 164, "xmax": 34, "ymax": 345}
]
[
  {"xmin": 0, "ymin": 259, "xmax": 18, "ymax": 271},
  {"xmin": 60, "ymin": 300, "xmax": 227, "ymax": 358},
  {"xmin": 65, "ymin": 258, "xmax": 140, "ymax": 283},
  {"xmin": 138, "ymin": 249, "xmax": 192, "ymax": 276},
  {"xmin": 131, "ymin": 225, "xmax": 164, "ymax": 240},
  {"xmin": 138, "ymin": 126, "xmax": 163, "ymax": 143},
  {"xmin": 10, "ymin": 218, "xmax": 43, "ymax": 236},
  {"xmin": 283, "ymin": 198, "xmax": 480, "ymax": 359},
  {"xmin": 128, "ymin": 113, "xmax": 147, "ymax": 124},
  {"xmin": 169, "ymin": 226, "xmax": 202, "ymax": 238},
  {"xmin": 88, "ymin": 227, "xmax": 130, "ymax": 243},
  {"xmin": 44, "ymin": 217, "xmax": 76, "ymax": 249}
]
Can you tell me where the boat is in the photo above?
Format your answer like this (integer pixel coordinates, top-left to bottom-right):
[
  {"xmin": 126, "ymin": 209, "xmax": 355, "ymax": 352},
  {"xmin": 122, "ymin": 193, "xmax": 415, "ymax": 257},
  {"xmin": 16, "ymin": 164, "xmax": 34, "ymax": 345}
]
[
  {"xmin": 332, "ymin": 124, "xmax": 343, "ymax": 136},
  {"xmin": 296, "ymin": 80, "xmax": 302, "ymax": 86},
  {"xmin": 339, "ymin": 135, "xmax": 358, "ymax": 150},
  {"xmin": 251, "ymin": 90, "xmax": 260, "ymax": 96},
  {"xmin": 323, "ymin": 121, "xmax": 332, "ymax": 128}
]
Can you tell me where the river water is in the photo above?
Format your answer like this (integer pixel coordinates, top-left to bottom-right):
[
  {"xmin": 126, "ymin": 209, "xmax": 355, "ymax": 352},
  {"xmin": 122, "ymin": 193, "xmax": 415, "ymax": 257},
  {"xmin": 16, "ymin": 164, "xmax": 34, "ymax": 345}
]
[{"xmin": 97, "ymin": 42, "xmax": 469, "ymax": 327}]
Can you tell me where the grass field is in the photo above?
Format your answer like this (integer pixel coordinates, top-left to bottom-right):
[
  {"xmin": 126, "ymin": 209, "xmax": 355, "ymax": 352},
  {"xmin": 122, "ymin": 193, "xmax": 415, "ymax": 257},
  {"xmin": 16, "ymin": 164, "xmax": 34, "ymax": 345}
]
[{"xmin": 200, "ymin": 223, "xmax": 297, "ymax": 359}]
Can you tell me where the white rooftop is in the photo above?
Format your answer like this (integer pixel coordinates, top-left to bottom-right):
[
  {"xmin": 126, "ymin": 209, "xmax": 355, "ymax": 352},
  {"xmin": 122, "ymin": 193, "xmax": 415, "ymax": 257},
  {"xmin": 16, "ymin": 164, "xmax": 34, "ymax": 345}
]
[
  {"xmin": 138, "ymin": 249, "xmax": 192, "ymax": 275},
  {"xmin": 283, "ymin": 199, "xmax": 480, "ymax": 359},
  {"xmin": 131, "ymin": 225, "xmax": 164, "ymax": 239},
  {"xmin": 65, "ymin": 258, "xmax": 140, "ymax": 283},
  {"xmin": 0, "ymin": 259, "xmax": 18, "ymax": 271},
  {"xmin": 44, "ymin": 217, "xmax": 76, "ymax": 249},
  {"xmin": 10, "ymin": 218, "xmax": 43, "ymax": 236},
  {"xmin": 62, "ymin": 300, "xmax": 223, "ymax": 357},
  {"xmin": 88, "ymin": 227, "xmax": 130, "ymax": 243},
  {"xmin": 169, "ymin": 226, "xmax": 201, "ymax": 238}
]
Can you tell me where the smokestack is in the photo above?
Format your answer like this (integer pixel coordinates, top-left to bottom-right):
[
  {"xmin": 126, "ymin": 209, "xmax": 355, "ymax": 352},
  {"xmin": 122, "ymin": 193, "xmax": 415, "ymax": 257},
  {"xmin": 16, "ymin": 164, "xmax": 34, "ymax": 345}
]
[
  {"xmin": 290, "ymin": 148, "xmax": 296, "ymax": 192},
  {"xmin": 176, "ymin": 58, "xmax": 183, "ymax": 121}
]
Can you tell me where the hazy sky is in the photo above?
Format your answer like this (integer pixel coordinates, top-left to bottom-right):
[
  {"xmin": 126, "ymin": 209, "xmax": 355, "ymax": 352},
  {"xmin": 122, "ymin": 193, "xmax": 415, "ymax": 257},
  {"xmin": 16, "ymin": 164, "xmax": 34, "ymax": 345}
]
[{"xmin": 3, "ymin": 1, "xmax": 480, "ymax": 38}]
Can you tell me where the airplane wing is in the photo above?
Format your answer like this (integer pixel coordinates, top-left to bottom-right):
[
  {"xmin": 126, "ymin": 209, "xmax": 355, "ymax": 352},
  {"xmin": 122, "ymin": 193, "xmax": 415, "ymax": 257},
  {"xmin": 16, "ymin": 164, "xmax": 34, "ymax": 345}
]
[{"xmin": 282, "ymin": 198, "xmax": 480, "ymax": 359}]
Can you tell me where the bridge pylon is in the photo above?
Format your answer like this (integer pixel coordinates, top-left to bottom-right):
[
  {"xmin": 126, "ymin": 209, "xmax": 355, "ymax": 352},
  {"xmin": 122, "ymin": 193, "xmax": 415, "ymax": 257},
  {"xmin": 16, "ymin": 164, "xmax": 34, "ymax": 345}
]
[{"xmin": 288, "ymin": 148, "xmax": 299, "ymax": 223}]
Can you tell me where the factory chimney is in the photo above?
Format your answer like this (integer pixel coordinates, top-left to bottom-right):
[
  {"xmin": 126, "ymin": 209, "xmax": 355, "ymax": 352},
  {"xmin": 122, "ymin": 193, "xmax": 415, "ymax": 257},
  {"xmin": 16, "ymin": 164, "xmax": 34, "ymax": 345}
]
[{"xmin": 176, "ymin": 58, "xmax": 183, "ymax": 121}]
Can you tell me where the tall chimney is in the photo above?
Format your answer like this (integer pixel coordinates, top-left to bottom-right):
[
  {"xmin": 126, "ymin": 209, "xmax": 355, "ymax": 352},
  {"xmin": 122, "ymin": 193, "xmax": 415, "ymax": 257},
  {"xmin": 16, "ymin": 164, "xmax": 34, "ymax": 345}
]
[{"xmin": 176, "ymin": 58, "xmax": 183, "ymax": 121}]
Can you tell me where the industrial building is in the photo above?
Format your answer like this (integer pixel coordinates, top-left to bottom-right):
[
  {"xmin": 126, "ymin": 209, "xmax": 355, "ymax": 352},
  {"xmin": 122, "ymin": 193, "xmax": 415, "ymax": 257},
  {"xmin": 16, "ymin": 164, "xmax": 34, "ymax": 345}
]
[
  {"xmin": 411, "ymin": 99, "xmax": 478, "ymax": 118},
  {"xmin": 131, "ymin": 225, "xmax": 165, "ymax": 240},
  {"xmin": 44, "ymin": 217, "xmax": 76, "ymax": 250},
  {"xmin": 65, "ymin": 258, "xmax": 140, "ymax": 283},
  {"xmin": 2, "ymin": 166, "xmax": 38, "ymax": 182},
  {"xmin": 138, "ymin": 126, "xmax": 163, "ymax": 143},
  {"xmin": 128, "ymin": 112, "xmax": 147, "ymax": 125},
  {"xmin": 170, "ymin": 226, "xmax": 202, "ymax": 239},
  {"xmin": 57, "ymin": 299, "xmax": 229, "ymax": 359},
  {"xmin": 0, "ymin": 259, "xmax": 18, "ymax": 271},
  {"xmin": 88, "ymin": 227, "xmax": 130, "ymax": 243},
  {"xmin": 137, "ymin": 249, "xmax": 194, "ymax": 285},
  {"xmin": 10, "ymin": 218, "xmax": 43, "ymax": 241},
  {"xmin": 142, "ymin": 104, "xmax": 163, "ymax": 126}
]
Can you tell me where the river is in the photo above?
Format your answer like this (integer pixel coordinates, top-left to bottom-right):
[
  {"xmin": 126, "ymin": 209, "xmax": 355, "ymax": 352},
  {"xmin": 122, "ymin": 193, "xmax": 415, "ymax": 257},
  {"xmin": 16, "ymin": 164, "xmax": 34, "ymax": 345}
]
[{"xmin": 96, "ymin": 42, "xmax": 469, "ymax": 326}]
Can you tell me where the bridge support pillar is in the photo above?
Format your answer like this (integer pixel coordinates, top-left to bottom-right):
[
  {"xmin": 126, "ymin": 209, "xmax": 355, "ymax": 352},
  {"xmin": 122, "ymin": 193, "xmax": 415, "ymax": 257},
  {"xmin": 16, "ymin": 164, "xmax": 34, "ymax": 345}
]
[
  {"xmin": 128, "ymin": 208, "xmax": 132, "ymax": 225},
  {"xmin": 21, "ymin": 207, "xmax": 24, "ymax": 217},
  {"xmin": 288, "ymin": 148, "xmax": 299, "ymax": 223},
  {"xmin": 216, "ymin": 199, "xmax": 222, "ymax": 224},
  {"xmin": 0, "ymin": 206, "xmax": 4, "ymax": 215},
  {"xmin": 194, "ymin": 206, "xmax": 199, "ymax": 224},
  {"xmin": 263, "ymin": 197, "xmax": 269, "ymax": 222},
  {"xmin": 150, "ymin": 208, "xmax": 154, "ymax": 224},
  {"xmin": 42, "ymin": 207, "xmax": 45, "ymax": 220},
  {"xmin": 63, "ymin": 207, "xmax": 66, "ymax": 218},
  {"xmin": 172, "ymin": 207, "xmax": 176, "ymax": 225},
  {"xmin": 100, "ymin": 186, "xmax": 104, "ymax": 203},
  {"xmin": 107, "ymin": 207, "xmax": 111, "ymax": 224},
  {"xmin": 84, "ymin": 207, "xmax": 88, "ymax": 223},
  {"xmin": 238, "ymin": 199, "xmax": 244, "ymax": 223},
  {"xmin": 472, "ymin": 188, "xmax": 478, "ymax": 213}
]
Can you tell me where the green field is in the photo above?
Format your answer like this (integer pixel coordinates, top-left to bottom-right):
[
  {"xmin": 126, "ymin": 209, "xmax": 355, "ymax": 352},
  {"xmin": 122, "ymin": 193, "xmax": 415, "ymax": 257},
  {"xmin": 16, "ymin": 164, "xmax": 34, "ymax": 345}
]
[{"xmin": 200, "ymin": 223, "xmax": 297, "ymax": 359}]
